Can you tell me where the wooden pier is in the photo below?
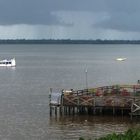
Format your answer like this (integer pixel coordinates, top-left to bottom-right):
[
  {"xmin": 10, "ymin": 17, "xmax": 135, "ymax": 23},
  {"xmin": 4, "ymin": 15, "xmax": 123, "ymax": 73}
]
[{"xmin": 49, "ymin": 84, "xmax": 140, "ymax": 118}]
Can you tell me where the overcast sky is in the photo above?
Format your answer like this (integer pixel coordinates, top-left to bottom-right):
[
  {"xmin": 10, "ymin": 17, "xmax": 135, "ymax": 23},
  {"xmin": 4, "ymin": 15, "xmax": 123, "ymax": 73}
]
[{"xmin": 0, "ymin": 0, "xmax": 140, "ymax": 39}]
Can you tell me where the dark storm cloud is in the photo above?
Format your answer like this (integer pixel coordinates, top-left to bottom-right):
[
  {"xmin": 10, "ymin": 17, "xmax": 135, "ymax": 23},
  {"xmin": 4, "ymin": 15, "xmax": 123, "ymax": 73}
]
[
  {"xmin": 95, "ymin": 12, "xmax": 140, "ymax": 32},
  {"xmin": 92, "ymin": 0, "xmax": 140, "ymax": 32},
  {"xmin": 0, "ymin": 0, "xmax": 61, "ymax": 25},
  {"xmin": 0, "ymin": 0, "xmax": 140, "ymax": 32}
]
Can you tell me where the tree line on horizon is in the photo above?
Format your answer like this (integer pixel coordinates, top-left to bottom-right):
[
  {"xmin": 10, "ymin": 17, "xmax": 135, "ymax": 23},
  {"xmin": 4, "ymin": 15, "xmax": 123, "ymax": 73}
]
[{"xmin": 0, "ymin": 39, "xmax": 140, "ymax": 44}]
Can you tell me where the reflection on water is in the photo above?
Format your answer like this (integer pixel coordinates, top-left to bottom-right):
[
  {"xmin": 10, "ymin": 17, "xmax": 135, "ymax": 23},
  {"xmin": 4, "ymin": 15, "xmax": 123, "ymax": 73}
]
[{"xmin": 49, "ymin": 115, "xmax": 139, "ymax": 140}]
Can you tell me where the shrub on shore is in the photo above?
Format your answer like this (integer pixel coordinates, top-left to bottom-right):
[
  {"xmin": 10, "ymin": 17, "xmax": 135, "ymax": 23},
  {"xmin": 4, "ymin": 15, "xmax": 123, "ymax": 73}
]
[{"xmin": 79, "ymin": 128, "xmax": 140, "ymax": 140}]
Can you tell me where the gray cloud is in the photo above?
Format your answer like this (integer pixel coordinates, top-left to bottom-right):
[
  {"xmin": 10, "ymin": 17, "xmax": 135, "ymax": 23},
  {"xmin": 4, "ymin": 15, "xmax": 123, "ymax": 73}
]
[
  {"xmin": 0, "ymin": 0, "xmax": 60, "ymax": 25},
  {"xmin": 0, "ymin": 0, "xmax": 140, "ymax": 39},
  {"xmin": 0, "ymin": 0, "xmax": 140, "ymax": 26},
  {"xmin": 95, "ymin": 12, "xmax": 140, "ymax": 32}
]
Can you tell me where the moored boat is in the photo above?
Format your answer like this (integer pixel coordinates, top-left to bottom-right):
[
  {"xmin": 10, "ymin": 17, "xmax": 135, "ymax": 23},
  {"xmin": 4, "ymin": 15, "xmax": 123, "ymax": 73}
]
[
  {"xmin": 116, "ymin": 58, "xmax": 127, "ymax": 61},
  {"xmin": 0, "ymin": 58, "xmax": 16, "ymax": 67}
]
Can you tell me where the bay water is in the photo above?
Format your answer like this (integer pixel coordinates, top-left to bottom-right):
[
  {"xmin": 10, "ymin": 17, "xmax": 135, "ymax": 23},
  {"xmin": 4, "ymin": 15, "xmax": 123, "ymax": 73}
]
[{"xmin": 0, "ymin": 44, "xmax": 139, "ymax": 140}]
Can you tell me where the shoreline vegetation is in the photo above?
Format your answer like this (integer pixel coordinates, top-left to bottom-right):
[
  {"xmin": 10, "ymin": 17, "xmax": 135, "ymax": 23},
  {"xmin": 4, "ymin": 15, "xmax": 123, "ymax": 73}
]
[
  {"xmin": 79, "ymin": 128, "xmax": 140, "ymax": 140},
  {"xmin": 1, "ymin": 39, "xmax": 140, "ymax": 44}
]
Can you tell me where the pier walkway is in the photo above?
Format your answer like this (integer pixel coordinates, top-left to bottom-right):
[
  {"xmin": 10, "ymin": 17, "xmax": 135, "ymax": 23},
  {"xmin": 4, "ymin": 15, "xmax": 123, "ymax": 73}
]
[{"xmin": 49, "ymin": 85, "xmax": 140, "ymax": 119}]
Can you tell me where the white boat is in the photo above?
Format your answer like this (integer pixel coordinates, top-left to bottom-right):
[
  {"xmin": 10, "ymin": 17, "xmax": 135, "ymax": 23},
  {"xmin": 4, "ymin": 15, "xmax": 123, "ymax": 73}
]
[
  {"xmin": 116, "ymin": 58, "xmax": 127, "ymax": 61},
  {"xmin": 0, "ymin": 58, "xmax": 16, "ymax": 67}
]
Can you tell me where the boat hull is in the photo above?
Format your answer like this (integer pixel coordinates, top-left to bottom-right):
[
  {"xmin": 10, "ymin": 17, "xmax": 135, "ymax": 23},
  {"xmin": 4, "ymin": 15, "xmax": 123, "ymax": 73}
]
[{"xmin": 0, "ymin": 58, "xmax": 16, "ymax": 67}]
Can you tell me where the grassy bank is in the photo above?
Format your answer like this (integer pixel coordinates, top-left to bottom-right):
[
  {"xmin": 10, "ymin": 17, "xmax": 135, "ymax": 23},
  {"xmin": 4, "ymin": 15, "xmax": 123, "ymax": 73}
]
[{"xmin": 79, "ymin": 128, "xmax": 140, "ymax": 140}]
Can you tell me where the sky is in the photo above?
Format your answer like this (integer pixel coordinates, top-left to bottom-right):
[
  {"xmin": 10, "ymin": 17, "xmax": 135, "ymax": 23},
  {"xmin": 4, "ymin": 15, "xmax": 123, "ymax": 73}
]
[{"xmin": 0, "ymin": 0, "xmax": 140, "ymax": 40}]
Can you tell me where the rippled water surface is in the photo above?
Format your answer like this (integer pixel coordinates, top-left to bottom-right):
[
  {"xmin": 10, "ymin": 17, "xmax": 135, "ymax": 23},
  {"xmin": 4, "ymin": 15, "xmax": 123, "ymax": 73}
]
[{"xmin": 0, "ymin": 44, "xmax": 139, "ymax": 140}]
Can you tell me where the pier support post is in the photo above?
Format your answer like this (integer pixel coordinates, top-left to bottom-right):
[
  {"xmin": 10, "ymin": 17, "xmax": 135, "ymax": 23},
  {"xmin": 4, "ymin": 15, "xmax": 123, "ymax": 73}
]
[
  {"xmin": 72, "ymin": 107, "xmax": 75, "ymax": 115},
  {"xmin": 49, "ymin": 88, "xmax": 52, "ymax": 116},
  {"xmin": 55, "ymin": 107, "xmax": 57, "ymax": 116},
  {"xmin": 100, "ymin": 107, "xmax": 103, "ymax": 114},
  {"xmin": 60, "ymin": 93, "xmax": 63, "ymax": 116},
  {"xmin": 68, "ymin": 107, "xmax": 71, "ymax": 115},
  {"xmin": 113, "ymin": 107, "xmax": 115, "ymax": 115},
  {"xmin": 50, "ymin": 106, "xmax": 52, "ymax": 116},
  {"xmin": 59, "ymin": 106, "xmax": 62, "ymax": 116},
  {"xmin": 121, "ymin": 108, "xmax": 123, "ymax": 116}
]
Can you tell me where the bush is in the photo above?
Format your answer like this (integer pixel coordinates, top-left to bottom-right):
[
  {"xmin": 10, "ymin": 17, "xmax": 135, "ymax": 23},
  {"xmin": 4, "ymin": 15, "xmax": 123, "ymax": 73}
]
[
  {"xmin": 79, "ymin": 137, "xmax": 85, "ymax": 140},
  {"xmin": 96, "ymin": 128, "xmax": 140, "ymax": 140},
  {"xmin": 79, "ymin": 128, "xmax": 140, "ymax": 140}
]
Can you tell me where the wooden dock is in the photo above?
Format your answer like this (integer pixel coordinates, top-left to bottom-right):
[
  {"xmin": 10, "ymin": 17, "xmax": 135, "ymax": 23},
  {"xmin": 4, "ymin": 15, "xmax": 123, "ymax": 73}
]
[{"xmin": 49, "ymin": 84, "xmax": 140, "ymax": 119}]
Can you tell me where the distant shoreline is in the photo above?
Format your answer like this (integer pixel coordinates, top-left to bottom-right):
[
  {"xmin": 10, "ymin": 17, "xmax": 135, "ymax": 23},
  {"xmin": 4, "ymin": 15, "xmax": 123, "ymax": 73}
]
[{"xmin": 1, "ymin": 39, "xmax": 140, "ymax": 44}]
